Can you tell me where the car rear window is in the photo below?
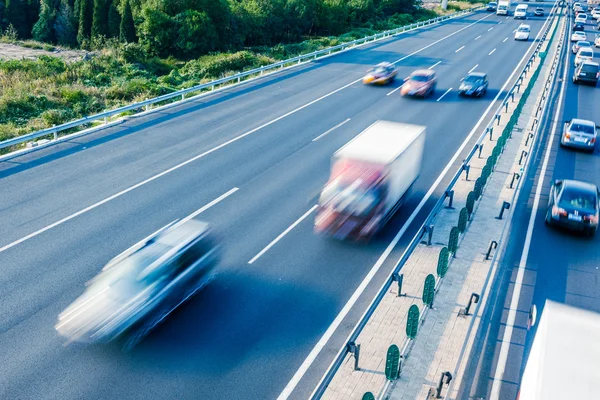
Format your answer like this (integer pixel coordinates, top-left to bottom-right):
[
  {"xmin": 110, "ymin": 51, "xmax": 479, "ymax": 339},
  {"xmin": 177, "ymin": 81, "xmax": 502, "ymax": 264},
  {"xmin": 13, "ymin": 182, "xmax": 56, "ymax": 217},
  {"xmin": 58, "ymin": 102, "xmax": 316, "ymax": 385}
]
[
  {"xmin": 411, "ymin": 75, "xmax": 431, "ymax": 82},
  {"xmin": 580, "ymin": 50, "xmax": 594, "ymax": 57},
  {"xmin": 560, "ymin": 189, "xmax": 597, "ymax": 212},
  {"xmin": 570, "ymin": 123, "xmax": 595, "ymax": 134},
  {"xmin": 518, "ymin": 27, "xmax": 530, "ymax": 32},
  {"xmin": 581, "ymin": 64, "xmax": 599, "ymax": 73}
]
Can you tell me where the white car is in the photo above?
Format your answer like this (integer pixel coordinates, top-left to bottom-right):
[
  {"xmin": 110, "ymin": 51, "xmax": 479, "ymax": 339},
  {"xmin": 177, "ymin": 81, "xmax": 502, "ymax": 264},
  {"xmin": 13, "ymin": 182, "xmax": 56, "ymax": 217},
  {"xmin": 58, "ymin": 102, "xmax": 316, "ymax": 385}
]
[
  {"xmin": 515, "ymin": 24, "xmax": 531, "ymax": 41},
  {"xmin": 572, "ymin": 31, "xmax": 587, "ymax": 42},
  {"xmin": 575, "ymin": 13, "xmax": 588, "ymax": 23},
  {"xmin": 573, "ymin": 2, "xmax": 581, "ymax": 10},
  {"xmin": 514, "ymin": 4, "xmax": 528, "ymax": 19},
  {"xmin": 593, "ymin": 9, "xmax": 600, "ymax": 20},
  {"xmin": 575, "ymin": 48, "xmax": 594, "ymax": 66},
  {"xmin": 573, "ymin": 40, "xmax": 592, "ymax": 53},
  {"xmin": 596, "ymin": 35, "xmax": 600, "ymax": 48}
]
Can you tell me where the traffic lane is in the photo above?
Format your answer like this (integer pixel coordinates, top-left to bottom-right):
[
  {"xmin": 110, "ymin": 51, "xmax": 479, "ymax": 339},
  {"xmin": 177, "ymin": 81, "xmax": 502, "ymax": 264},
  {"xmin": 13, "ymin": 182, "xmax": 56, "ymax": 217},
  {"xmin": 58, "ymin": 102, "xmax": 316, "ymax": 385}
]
[{"xmin": 0, "ymin": 12, "xmax": 495, "ymax": 246}]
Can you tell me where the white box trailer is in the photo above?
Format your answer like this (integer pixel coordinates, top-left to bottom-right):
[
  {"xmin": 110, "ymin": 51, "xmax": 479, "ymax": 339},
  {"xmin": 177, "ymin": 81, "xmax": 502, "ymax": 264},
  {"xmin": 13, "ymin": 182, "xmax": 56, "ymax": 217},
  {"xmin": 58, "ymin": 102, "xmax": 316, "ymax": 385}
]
[
  {"xmin": 314, "ymin": 120, "xmax": 425, "ymax": 240},
  {"xmin": 518, "ymin": 301, "xmax": 600, "ymax": 399}
]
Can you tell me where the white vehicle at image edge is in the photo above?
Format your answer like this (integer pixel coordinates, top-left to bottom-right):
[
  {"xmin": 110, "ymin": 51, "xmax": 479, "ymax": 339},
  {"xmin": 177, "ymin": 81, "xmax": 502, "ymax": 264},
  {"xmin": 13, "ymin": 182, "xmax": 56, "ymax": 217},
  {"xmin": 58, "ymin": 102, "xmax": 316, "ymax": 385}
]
[
  {"xmin": 596, "ymin": 35, "xmax": 600, "ymax": 47},
  {"xmin": 515, "ymin": 24, "xmax": 531, "ymax": 40},
  {"xmin": 571, "ymin": 31, "xmax": 587, "ymax": 42},
  {"xmin": 514, "ymin": 4, "xmax": 528, "ymax": 19},
  {"xmin": 575, "ymin": 47, "xmax": 594, "ymax": 66}
]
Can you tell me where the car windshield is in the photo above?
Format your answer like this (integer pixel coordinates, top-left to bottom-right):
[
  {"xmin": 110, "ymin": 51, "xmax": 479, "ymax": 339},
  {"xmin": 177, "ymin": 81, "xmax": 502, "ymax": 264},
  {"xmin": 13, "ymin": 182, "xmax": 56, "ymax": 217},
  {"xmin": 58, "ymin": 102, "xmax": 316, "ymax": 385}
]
[
  {"xmin": 570, "ymin": 122, "xmax": 595, "ymax": 134},
  {"xmin": 536, "ymin": 8, "xmax": 543, "ymax": 11},
  {"xmin": 518, "ymin": 27, "xmax": 530, "ymax": 32},
  {"xmin": 411, "ymin": 75, "xmax": 430, "ymax": 82},
  {"xmin": 464, "ymin": 75, "xmax": 483, "ymax": 84},
  {"xmin": 319, "ymin": 181, "xmax": 380, "ymax": 217},
  {"xmin": 560, "ymin": 188, "xmax": 597, "ymax": 212}
]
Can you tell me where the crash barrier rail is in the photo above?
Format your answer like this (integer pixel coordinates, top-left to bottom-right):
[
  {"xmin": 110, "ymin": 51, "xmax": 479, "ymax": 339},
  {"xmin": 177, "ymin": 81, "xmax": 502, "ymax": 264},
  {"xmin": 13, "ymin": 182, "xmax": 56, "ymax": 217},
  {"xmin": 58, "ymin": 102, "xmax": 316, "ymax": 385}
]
[
  {"xmin": 0, "ymin": 6, "xmax": 485, "ymax": 155},
  {"xmin": 441, "ymin": 6, "xmax": 568, "ymax": 400},
  {"xmin": 310, "ymin": 2, "xmax": 562, "ymax": 398}
]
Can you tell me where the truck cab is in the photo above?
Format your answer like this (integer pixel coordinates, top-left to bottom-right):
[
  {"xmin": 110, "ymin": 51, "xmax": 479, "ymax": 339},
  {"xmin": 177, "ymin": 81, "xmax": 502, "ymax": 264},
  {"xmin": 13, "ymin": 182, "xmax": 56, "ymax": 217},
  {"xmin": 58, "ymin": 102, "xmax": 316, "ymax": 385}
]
[{"xmin": 497, "ymin": 0, "xmax": 510, "ymax": 15}]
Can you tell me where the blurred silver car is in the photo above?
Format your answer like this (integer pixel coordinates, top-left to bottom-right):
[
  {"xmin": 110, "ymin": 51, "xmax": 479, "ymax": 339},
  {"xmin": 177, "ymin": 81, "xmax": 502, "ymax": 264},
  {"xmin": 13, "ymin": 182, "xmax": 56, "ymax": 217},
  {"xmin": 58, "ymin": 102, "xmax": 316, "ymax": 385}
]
[
  {"xmin": 560, "ymin": 118, "xmax": 598, "ymax": 152},
  {"xmin": 55, "ymin": 219, "xmax": 219, "ymax": 347}
]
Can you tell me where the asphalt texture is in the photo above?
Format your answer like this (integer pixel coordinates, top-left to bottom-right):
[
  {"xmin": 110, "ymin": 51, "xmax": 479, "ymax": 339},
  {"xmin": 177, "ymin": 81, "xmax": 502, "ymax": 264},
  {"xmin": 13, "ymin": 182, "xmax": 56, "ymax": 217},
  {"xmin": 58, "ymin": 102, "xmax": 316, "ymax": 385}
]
[
  {"xmin": 0, "ymin": 7, "xmax": 555, "ymax": 400},
  {"xmin": 459, "ymin": 8, "xmax": 600, "ymax": 400}
]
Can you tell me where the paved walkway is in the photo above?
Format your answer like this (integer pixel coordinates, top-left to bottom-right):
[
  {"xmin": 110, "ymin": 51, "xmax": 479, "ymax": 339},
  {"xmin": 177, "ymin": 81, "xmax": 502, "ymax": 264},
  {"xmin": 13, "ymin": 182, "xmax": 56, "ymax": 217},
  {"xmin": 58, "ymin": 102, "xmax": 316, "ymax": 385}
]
[{"xmin": 321, "ymin": 11, "xmax": 563, "ymax": 400}]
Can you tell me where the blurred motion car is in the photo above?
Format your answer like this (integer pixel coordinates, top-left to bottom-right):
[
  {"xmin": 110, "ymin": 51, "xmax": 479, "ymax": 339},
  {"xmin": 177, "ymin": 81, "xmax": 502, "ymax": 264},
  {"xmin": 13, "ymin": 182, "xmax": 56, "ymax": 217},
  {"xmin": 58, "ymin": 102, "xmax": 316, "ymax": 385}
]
[
  {"xmin": 458, "ymin": 72, "xmax": 488, "ymax": 97},
  {"xmin": 314, "ymin": 121, "xmax": 425, "ymax": 240},
  {"xmin": 486, "ymin": 2, "xmax": 498, "ymax": 11},
  {"xmin": 575, "ymin": 47, "xmax": 594, "ymax": 66},
  {"xmin": 545, "ymin": 179, "xmax": 599, "ymax": 236},
  {"xmin": 55, "ymin": 219, "xmax": 219, "ymax": 346},
  {"xmin": 573, "ymin": 40, "xmax": 592, "ymax": 53},
  {"xmin": 515, "ymin": 24, "xmax": 531, "ymax": 40},
  {"xmin": 534, "ymin": 7, "xmax": 545, "ymax": 16},
  {"xmin": 573, "ymin": 22, "xmax": 585, "ymax": 32},
  {"xmin": 571, "ymin": 31, "xmax": 587, "ymax": 42},
  {"xmin": 561, "ymin": 118, "xmax": 598, "ymax": 151},
  {"xmin": 596, "ymin": 35, "xmax": 600, "ymax": 47},
  {"xmin": 363, "ymin": 62, "xmax": 398, "ymax": 85},
  {"xmin": 573, "ymin": 60, "xmax": 600, "ymax": 85},
  {"xmin": 399, "ymin": 69, "xmax": 437, "ymax": 97}
]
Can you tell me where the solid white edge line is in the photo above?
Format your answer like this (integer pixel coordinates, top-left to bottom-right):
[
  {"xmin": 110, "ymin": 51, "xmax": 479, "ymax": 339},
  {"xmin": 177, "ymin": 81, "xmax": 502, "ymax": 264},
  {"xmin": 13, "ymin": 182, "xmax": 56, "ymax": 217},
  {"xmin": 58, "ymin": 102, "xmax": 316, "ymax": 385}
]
[
  {"xmin": 180, "ymin": 188, "xmax": 239, "ymax": 224},
  {"xmin": 489, "ymin": 15, "xmax": 568, "ymax": 400},
  {"xmin": 489, "ymin": 48, "xmax": 497, "ymax": 55},
  {"xmin": 469, "ymin": 64, "xmax": 479, "ymax": 73},
  {"xmin": 436, "ymin": 87, "xmax": 453, "ymax": 102},
  {"xmin": 0, "ymin": 13, "xmax": 494, "ymax": 256},
  {"xmin": 429, "ymin": 60, "xmax": 442, "ymax": 70},
  {"xmin": 456, "ymin": 45, "xmax": 466, "ymax": 52},
  {"xmin": 279, "ymin": 15, "xmax": 546, "ymax": 399},
  {"xmin": 248, "ymin": 205, "xmax": 318, "ymax": 264},
  {"xmin": 312, "ymin": 118, "xmax": 351, "ymax": 141},
  {"xmin": 475, "ymin": 35, "xmax": 482, "ymax": 40}
]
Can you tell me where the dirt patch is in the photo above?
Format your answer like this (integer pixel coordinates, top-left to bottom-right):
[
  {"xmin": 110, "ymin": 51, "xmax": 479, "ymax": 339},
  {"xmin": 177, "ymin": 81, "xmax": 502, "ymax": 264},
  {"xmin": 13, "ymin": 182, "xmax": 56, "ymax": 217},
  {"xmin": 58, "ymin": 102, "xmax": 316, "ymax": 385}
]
[{"xmin": 0, "ymin": 43, "xmax": 91, "ymax": 62}]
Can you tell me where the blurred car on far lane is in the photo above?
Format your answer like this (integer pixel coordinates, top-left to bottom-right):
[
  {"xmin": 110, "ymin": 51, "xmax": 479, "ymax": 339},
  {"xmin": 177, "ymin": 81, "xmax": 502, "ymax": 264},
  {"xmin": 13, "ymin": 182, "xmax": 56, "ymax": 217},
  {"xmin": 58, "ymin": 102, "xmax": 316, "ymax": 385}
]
[
  {"xmin": 546, "ymin": 179, "xmax": 599, "ymax": 236},
  {"xmin": 571, "ymin": 31, "xmax": 587, "ymax": 42},
  {"xmin": 486, "ymin": 1, "xmax": 498, "ymax": 11},
  {"xmin": 561, "ymin": 118, "xmax": 598, "ymax": 152},
  {"xmin": 55, "ymin": 219, "xmax": 219, "ymax": 347},
  {"xmin": 534, "ymin": 7, "xmax": 545, "ymax": 16},
  {"xmin": 596, "ymin": 35, "xmax": 600, "ymax": 47},
  {"xmin": 575, "ymin": 13, "xmax": 588, "ymax": 24},
  {"xmin": 575, "ymin": 47, "xmax": 594, "ymax": 66},
  {"xmin": 573, "ymin": 60, "xmax": 600, "ymax": 85},
  {"xmin": 573, "ymin": 40, "xmax": 592, "ymax": 53},
  {"xmin": 515, "ymin": 24, "xmax": 531, "ymax": 40},
  {"xmin": 573, "ymin": 22, "xmax": 585, "ymax": 32},
  {"xmin": 363, "ymin": 62, "xmax": 398, "ymax": 85},
  {"xmin": 458, "ymin": 72, "xmax": 489, "ymax": 97},
  {"xmin": 399, "ymin": 69, "xmax": 437, "ymax": 98}
]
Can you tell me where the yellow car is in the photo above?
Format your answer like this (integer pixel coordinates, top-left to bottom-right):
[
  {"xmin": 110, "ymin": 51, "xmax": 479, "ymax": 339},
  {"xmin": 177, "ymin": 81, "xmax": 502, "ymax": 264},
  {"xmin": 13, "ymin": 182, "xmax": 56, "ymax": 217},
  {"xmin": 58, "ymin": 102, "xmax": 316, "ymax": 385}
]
[{"xmin": 363, "ymin": 62, "xmax": 398, "ymax": 85}]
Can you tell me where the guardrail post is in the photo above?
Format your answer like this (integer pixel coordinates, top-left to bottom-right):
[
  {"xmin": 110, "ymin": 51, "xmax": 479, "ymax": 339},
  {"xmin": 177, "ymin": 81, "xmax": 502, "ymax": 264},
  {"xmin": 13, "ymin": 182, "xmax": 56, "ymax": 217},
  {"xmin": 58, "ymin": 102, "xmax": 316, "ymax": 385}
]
[
  {"xmin": 525, "ymin": 132, "xmax": 534, "ymax": 147},
  {"xmin": 495, "ymin": 115, "xmax": 501, "ymax": 126},
  {"xmin": 53, "ymin": 126, "xmax": 57, "ymax": 140},
  {"xmin": 510, "ymin": 91, "xmax": 515, "ymax": 103},
  {"xmin": 445, "ymin": 190, "xmax": 454, "ymax": 209},
  {"xmin": 478, "ymin": 143, "xmax": 484, "ymax": 158},
  {"xmin": 436, "ymin": 372, "xmax": 453, "ymax": 398},
  {"xmin": 104, "ymin": 116, "xmax": 107, "ymax": 125},
  {"xmin": 145, "ymin": 99, "xmax": 149, "ymax": 112},
  {"xmin": 516, "ymin": 83, "xmax": 521, "ymax": 93},
  {"xmin": 504, "ymin": 101, "xmax": 509, "ymax": 112},
  {"xmin": 485, "ymin": 240, "xmax": 498, "ymax": 260},
  {"xmin": 463, "ymin": 164, "xmax": 470, "ymax": 181},
  {"xmin": 496, "ymin": 201, "xmax": 510, "ymax": 220},
  {"xmin": 459, "ymin": 293, "xmax": 480, "ymax": 316},
  {"xmin": 181, "ymin": 93, "xmax": 185, "ymax": 101},
  {"xmin": 347, "ymin": 341, "xmax": 361, "ymax": 371},
  {"xmin": 423, "ymin": 225, "xmax": 434, "ymax": 246},
  {"xmin": 519, "ymin": 150, "xmax": 528, "ymax": 165},
  {"xmin": 392, "ymin": 273, "xmax": 406, "ymax": 297},
  {"xmin": 510, "ymin": 172, "xmax": 520, "ymax": 189}
]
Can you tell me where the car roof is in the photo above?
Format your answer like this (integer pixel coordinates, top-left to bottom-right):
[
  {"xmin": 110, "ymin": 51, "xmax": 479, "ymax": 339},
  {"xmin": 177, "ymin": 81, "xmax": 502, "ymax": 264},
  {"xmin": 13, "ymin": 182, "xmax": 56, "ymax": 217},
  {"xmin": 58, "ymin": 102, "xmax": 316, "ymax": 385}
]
[
  {"xmin": 519, "ymin": 24, "xmax": 531, "ymax": 28},
  {"xmin": 466, "ymin": 72, "xmax": 487, "ymax": 78},
  {"xmin": 562, "ymin": 179, "xmax": 598, "ymax": 194},
  {"xmin": 570, "ymin": 118, "xmax": 596, "ymax": 127},
  {"xmin": 411, "ymin": 69, "xmax": 435, "ymax": 76},
  {"xmin": 375, "ymin": 62, "xmax": 393, "ymax": 68},
  {"xmin": 580, "ymin": 60, "xmax": 600, "ymax": 67},
  {"xmin": 577, "ymin": 47, "xmax": 594, "ymax": 53}
]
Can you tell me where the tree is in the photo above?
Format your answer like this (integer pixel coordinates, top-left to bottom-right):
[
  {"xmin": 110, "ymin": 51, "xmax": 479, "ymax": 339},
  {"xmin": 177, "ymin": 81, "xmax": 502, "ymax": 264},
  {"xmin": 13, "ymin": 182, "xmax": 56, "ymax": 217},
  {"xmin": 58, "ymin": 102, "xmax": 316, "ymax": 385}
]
[
  {"xmin": 172, "ymin": 10, "xmax": 216, "ymax": 58},
  {"xmin": 32, "ymin": 0, "xmax": 59, "ymax": 42},
  {"xmin": 107, "ymin": 0, "xmax": 118, "ymax": 37},
  {"xmin": 54, "ymin": 0, "xmax": 76, "ymax": 45},
  {"xmin": 138, "ymin": 7, "xmax": 173, "ymax": 55},
  {"xmin": 91, "ymin": 0, "xmax": 107, "ymax": 37},
  {"xmin": 118, "ymin": 0, "xmax": 134, "ymax": 42},
  {"xmin": 76, "ymin": 0, "xmax": 91, "ymax": 43},
  {"xmin": 0, "ymin": 1, "xmax": 7, "ymax": 32},
  {"xmin": 5, "ymin": 0, "xmax": 28, "ymax": 38}
]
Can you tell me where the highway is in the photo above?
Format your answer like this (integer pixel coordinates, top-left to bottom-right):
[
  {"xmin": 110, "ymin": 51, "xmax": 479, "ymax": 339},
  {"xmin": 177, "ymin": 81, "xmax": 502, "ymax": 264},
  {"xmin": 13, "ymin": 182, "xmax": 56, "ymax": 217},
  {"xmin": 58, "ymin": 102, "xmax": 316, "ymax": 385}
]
[
  {"xmin": 459, "ymin": 8, "xmax": 600, "ymax": 400},
  {"xmin": 0, "ymin": 6, "xmax": 555, "ymax": 400}
]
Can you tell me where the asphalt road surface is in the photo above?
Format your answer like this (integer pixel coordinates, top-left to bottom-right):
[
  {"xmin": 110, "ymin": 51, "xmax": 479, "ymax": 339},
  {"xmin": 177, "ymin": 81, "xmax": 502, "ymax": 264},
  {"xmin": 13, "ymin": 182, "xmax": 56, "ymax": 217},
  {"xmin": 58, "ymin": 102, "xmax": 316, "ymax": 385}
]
[
  {"xmin": 0, "ymin": 7, "xmax": 556, "ymax": 400},
  {"xmin": 458, "ymin": 8, "xmax": 600, "ymax": 400}
]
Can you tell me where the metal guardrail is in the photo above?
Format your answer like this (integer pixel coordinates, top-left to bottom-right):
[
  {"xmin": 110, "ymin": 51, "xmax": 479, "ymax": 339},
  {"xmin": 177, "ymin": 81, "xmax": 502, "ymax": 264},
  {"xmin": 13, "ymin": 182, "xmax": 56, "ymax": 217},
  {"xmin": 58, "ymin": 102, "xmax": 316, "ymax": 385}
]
[
  {"xmin": 0, "ymin": 7, "xmax": 484, "ymax": 153},
  {"xmin": 310, "ymin": 2, "xmax": 561, "ymax": 398}
]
